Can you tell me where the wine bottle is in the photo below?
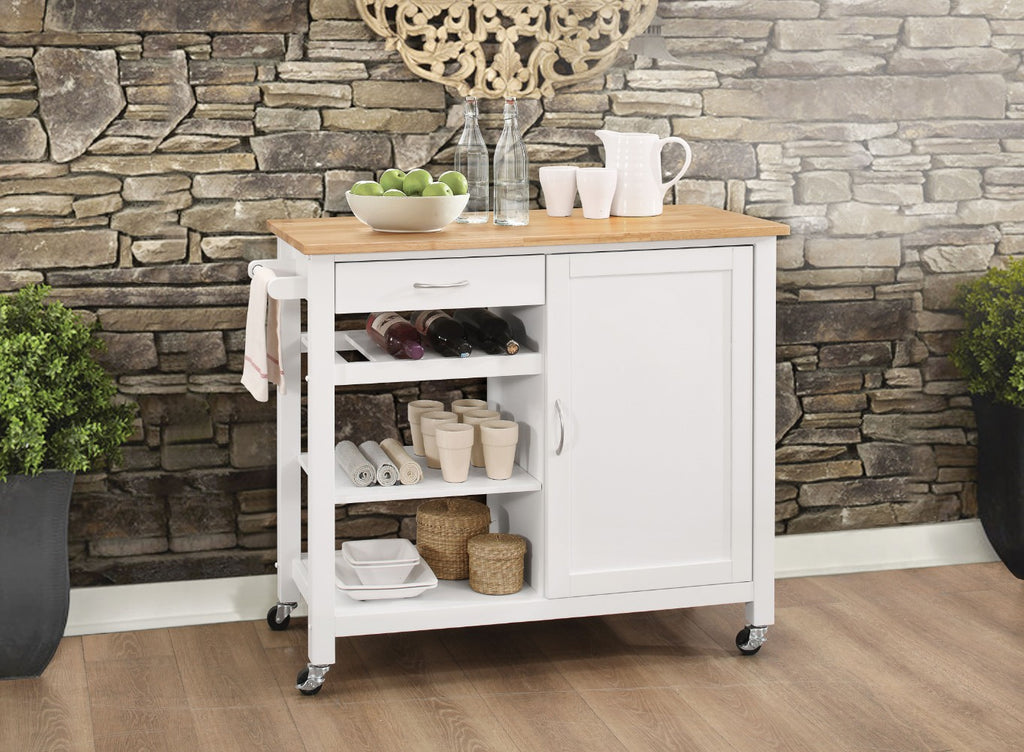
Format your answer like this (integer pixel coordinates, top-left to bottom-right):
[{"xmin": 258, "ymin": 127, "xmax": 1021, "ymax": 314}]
[
  {"xmin": 365, "ymin": 312, "xmax": 424, "ymax": 360},
  {"xmin": 453, "ymin": 308, "xmax": 520, "ymax": 355},
  {"xmin": 411, "ymin": 310, "xmax": 472, "ymax": 358}
]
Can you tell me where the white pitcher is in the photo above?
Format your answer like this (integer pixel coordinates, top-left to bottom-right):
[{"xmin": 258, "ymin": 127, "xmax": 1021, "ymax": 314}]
[{"xmin": 595, "ymin": 130, "xmax": 692, "ymax": 217}]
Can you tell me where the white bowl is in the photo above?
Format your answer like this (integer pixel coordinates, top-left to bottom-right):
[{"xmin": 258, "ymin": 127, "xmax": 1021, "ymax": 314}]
[
  {"xmin": 345, "ymin": 191, "xmax": 470, "ymax": 233},
  {"xmin": 341, "ymin": 538, "xmax": 420, "ymax": 585},
  {"xmin": 342, "ymin": 538, "xmax": 419, "ymax": 566}
]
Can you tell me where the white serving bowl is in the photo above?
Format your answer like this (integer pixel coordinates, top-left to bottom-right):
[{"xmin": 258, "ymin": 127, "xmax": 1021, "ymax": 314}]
[
  {"xmin": 341, "ymin": 538, "xmax": 420, "ymax": 585},
  {"xmin": 345, "ymin": 191, "xmax": 470, "ymax": 233}
]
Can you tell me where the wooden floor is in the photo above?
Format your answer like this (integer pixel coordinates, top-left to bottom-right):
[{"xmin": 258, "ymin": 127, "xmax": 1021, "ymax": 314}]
[{"xmin": 2, "ymin": 562, "xmax": 1022, "ymax": 751}]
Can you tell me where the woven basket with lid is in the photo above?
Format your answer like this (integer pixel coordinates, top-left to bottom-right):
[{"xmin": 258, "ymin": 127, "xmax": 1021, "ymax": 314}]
[
  {"xmin": 415, "ymin": 498, "xmax": 491, "ymax": 580},
  {"xmin": 468, "ymin": 533, "xmax": 527, "ymax": 595}
]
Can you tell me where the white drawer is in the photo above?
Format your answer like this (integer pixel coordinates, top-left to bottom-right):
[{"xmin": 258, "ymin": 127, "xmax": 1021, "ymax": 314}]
[{"xmin": 334, "ymin": 254, "xmax": 544, "ymax": 313}]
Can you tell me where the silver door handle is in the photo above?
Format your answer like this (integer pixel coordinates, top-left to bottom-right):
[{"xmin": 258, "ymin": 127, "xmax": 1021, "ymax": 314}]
[
  {"xmin": 555, "ymin": 399, "xmax": 566, "ymax": 456},
  {"xmin": 413, "ymin": 280, "xmax": 469, "ymax": 289}
]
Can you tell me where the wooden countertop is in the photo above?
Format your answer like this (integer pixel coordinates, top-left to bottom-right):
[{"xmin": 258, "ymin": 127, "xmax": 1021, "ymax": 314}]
[{"xmin": 267, "ymin": 205, "xmax": 789, "ymax": 256}]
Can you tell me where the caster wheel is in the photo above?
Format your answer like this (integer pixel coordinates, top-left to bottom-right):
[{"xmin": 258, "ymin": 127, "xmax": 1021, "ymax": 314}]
[
  {"xmin": 267, "ymin": 605, "xmax": 291, "ymax": 631},
  {"xmin": 736, "ymin": 625, "xmax": 767, "ymax": 656},
  {"xmin": 296, "ymin": 668, "xmax": 325, "ymax": 696}
]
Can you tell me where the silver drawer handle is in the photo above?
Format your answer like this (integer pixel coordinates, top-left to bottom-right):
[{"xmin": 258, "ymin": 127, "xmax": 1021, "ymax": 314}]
[
  {"xmin": 413, "ymin": 280, "xmax": 469, "ymax": 289},
  {"xmin": 555, "ymin": 399, "xmax": 566, "ymax": 456}
]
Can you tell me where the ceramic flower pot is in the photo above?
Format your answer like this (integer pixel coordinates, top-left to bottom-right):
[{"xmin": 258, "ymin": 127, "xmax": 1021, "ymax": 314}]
[
  {"xmin": 480, "ymin": 420, "xmax": 519, "ymax": 480},
  {"xmin": 973, "ymin": 395, "xmax": 1024, "ymax": 579},
  {"xmin": 451, "ymin": 398, "xmax": 488, "ymax": 421},
  {"xmin": 463, "ymin": 409, "xmax": 502, "ymax": 468},
  {"xmin": 0, "ymin": 470, "xmax": 75, "ymax": 678},
  {"xmin": 434, "ymin": 423, "xmax": 475, "ymax": 483},
  {"xmin": 419, "ymin": 411, "xmax": 458, "ymax": 469},
  {"xmin": 407, "ymin": 400, "xmax": 444, "ymax": 456}
]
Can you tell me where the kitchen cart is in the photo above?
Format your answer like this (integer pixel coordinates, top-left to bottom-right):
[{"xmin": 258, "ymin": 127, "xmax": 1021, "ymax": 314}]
[{"xmin": 259, "ymin": 206, "xmax": 788, "ymax": 695}]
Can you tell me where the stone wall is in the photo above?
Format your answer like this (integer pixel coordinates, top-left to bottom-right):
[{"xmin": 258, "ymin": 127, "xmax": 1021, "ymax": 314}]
[{"xmin": 1, "ymin": 0, "xmax": 1021, "ymax": 584}]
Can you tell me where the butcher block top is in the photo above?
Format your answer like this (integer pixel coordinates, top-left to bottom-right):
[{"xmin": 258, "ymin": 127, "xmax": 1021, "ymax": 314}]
[{"xmin": 267, "ymin": 204, "xmax": 789, "ymax": 257}]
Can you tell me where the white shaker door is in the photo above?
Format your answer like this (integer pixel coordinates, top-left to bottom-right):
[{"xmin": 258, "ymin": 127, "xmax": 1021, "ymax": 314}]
[{"xmin": 546, "ymin": 246, "xmax": 754, "ymax": 598}]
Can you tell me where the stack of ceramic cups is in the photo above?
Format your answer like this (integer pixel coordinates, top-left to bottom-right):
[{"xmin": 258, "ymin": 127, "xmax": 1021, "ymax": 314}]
[{"xmin": 408, "ymin": 398, "xmax": 520, "ymax": 483}]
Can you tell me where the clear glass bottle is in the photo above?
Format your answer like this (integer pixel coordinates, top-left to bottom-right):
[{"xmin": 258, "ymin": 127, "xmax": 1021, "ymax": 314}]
[
  {"xmin": 455, "ymin": 95, "xmax": 489, "ymax": 223},
  {"xmin": 493, "ymin": 97, "xmax": 530, "ymax": 226}
]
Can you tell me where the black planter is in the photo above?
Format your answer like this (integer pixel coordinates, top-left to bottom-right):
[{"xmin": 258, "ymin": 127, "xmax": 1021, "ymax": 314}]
[
  {"xmin": 0, "ymin": 470, "xmax": 75, "ymax": 679},
  {"xmin": 972, "ymin": 395, "xmax": 1024, "ymax": 580}
]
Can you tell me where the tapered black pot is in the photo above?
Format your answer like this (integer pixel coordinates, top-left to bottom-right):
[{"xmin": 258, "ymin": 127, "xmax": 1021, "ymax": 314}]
[
  {"xmin": 0, "ymin": 470, "xmax": 75, "ymax": 679},
  {"xmin": 973, "ymin": 396, "xmax": 1024, "ymax": 579}
]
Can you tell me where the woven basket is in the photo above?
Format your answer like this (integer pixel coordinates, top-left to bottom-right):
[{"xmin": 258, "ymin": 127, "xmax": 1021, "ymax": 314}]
[
  {"xmin": 468, "ymin": 533, "xmax": 526, "ymax": 595},
  {"xmin": 416, "ymin": 498, "xmax": 491, "ymax": 580}
]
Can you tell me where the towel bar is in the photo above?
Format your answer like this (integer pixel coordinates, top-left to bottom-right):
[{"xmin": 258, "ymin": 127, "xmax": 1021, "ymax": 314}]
[{"xmin": 248, "ymin": 259, "xmax": 307, "ymax": 301}]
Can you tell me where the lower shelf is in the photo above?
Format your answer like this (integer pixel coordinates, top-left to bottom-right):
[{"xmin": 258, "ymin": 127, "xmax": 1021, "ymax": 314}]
[
  {"xmin": 291, "ymin": 555, "xmax": 756, "ymax": 638},
  {"xmin": 293, "ymin": 554, "xmax": 544, "ymax": 636}
]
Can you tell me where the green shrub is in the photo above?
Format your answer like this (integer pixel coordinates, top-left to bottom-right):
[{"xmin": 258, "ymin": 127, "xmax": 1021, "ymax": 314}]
[
  {"xmin": 0, "ymin": 285, "xmax": 135, "ymax": 480},
  {"xmin": 952, "ymin": 258, "xmax": 1024, "ymax": 409}
]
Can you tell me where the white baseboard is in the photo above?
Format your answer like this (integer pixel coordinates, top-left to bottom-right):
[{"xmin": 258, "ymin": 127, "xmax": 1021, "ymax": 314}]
[
  {"xmin": 66, "ymin": 572, "xmax": 283, "ymax": 637},
  {"xmin": 65, "ymin": 519, "xmax": 1000, "ymax": 637},
  {"xmin": 774, "ymin": 518, "xmax": 998, "ymax": 578}
]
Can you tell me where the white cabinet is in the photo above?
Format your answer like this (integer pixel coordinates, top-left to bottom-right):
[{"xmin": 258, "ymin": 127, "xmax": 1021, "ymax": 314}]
[
  {"xmin": 262, "ymin": 207, "xmax": 786, "ymax": 695},
  {"xmin": 545, "ymin": 246, "xmax": 754, "ymax": 598}
]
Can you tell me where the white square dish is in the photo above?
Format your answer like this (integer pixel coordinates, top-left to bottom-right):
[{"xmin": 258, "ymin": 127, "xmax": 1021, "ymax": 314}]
[
  {"xmin": 341, "ymin": 538, "xmax": 420, "ymax": 584},
  {"xmin": 335, "ymin": 555, "xmax": 438, "ymax": 600}
]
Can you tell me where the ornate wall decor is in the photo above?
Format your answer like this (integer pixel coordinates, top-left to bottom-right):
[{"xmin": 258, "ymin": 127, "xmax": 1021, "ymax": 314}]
[{"xmin": 355, "ymin": 0, "xmax": 659, "ymax": 98}]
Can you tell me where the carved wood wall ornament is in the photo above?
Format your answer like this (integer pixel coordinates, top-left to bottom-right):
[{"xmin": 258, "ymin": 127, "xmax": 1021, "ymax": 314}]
[{"xmin": 355, "ymin": 0, "xmax": 659, "ymax": 98}]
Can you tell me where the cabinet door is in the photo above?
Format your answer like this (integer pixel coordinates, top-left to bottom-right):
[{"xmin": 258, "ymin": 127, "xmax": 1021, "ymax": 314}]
[{"xmin": 546, "ymin": 246, "xmax": 754, "ymax": 598}]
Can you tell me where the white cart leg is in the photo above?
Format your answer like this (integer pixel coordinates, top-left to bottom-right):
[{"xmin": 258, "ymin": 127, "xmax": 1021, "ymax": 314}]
[
  {"xmin": 743, "ymin": 235, "xmax": 777, "ymax": 653},
  {"xmin": 303, "ymin": 257, "xmax": 338, "ymax": 686},
  {"xmin": 275, "ymin": 292, "xmax": 303, "ymax": 611}
]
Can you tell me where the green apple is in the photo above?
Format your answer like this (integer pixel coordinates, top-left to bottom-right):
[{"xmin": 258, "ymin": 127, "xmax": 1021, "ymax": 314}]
[
  {"xmin": 383, "ymin": 188, "xmax": 406, "ymax": 197},
  {"xmin": 422, "ymin": 181, "xmax": 454, "ymax": 197},
  {"xmin": 379, "ymin": 168, "xmax": 406, "ymax": 192},
  {"xmin": 438, "ymin": 170, "xmax": 469, "ymax": 196},
  {"xmin": 350, "ymin": 180, "xmax": 384, "ymax": 196},
  {"xmin": 402, "ymin": 168, "xmax": 432, "ymax": 196}
]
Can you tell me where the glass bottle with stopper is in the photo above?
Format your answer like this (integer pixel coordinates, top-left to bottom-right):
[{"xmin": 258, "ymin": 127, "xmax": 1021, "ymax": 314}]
[
  {"xmin": 455, "ymin": 95, "xmax": 489, "ymax": 224},
  {"xmin": 493, "ymin": 97, "xmax": 529, "ymax": 227}
]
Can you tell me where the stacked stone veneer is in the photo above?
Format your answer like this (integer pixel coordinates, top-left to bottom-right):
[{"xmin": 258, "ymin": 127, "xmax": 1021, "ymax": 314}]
[{"xmin": 1, "ymin": 0, "xmax": 1020, "ymax": 584}]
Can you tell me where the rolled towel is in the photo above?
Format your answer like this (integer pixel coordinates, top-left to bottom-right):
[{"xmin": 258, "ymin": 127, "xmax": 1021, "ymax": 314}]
[
  {"xmin": 359, "ymin": 440, "xmax": 398, "ymax": 486},
  {"xmin": 380, "ymin": 438, "xmax": 423, "ymax": 485},
  {"xmin": 335, "ymin": 441, "xmax": 374, "ymax": 487}
]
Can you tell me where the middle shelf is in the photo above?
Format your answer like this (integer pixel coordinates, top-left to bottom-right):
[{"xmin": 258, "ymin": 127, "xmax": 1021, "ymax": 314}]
[{"xmin": 299, "ymin": 448, "xmax": 542, "ymax": 505}]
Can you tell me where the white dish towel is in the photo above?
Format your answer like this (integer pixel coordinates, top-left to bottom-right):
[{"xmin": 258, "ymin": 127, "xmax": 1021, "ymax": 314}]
[{"xmin": 241, "ymin": 266, "xmax": 286, "ymax": 401}]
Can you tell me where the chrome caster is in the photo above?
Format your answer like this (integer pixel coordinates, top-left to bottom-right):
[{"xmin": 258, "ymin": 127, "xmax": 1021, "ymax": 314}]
[
  {"xmin": 736, "ymin": 625, "xmax": 768, "ymax": 655},
  {"xmin": 296, "ymin": 663, "xmax": 330, "ymax": 696},
  {"xmin": 266, "ymin": 601, "xmax": 297, "ymax": 631}
]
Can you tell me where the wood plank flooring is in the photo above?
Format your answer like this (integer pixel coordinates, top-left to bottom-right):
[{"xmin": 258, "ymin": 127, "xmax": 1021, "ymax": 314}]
[{"xmin": 2, "ymin": 562, "xmax": 1022, "ymax": 752}]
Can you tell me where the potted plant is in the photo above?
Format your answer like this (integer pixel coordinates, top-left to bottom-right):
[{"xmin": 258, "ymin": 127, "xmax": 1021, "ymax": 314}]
[
  {"xmin": 952, "ymin": 257, "xmax": 1024, "ymax": 579},
  {"xmin": 0, "ymin": 284, "xmax": 135, "ymax": 678}
]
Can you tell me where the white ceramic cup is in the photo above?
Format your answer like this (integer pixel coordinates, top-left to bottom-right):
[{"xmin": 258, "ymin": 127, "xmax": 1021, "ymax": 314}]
[
  {"xmin": 462, "ymin": 408, "xmax": 502, "ymax": 467},
  {"xmin": 434, "ymin": 423, "xmax": 475, "ymax": 483},
  {"xmin": 539, "ymin": 165, "xmax": 578, "ymax": 217},
  {"xmin": 480, "ymin": 419, "xmax": 519, "ymax": 480},
  {"xmin": 576, "ymin": 167, "xmax": 618, "ymax": 220},
  {"xmin": 419, "ymin": 410, "xmax": 457, "ymax": 469},
  {"xmin": 451, "ymin": 398, "xmax": 488, "ymax": 421},
  {"xmin": 407, "ymin": 399, "xmax": 444, "ymax": 456}
]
